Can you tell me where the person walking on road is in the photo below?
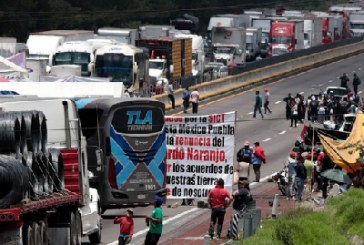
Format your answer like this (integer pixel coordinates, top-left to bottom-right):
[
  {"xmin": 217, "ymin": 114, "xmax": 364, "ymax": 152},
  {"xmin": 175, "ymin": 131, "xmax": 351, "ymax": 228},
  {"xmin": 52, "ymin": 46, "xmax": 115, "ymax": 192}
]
[
  {"xmin": 340, "ymin": 73, "xmax": 350, "ymax": 89},
  {"xmin": 226, "ymin": 180, "xmax": 252, "ymax": 240},
  {"xmin": 190, "ymin": 88, "xmax": 200, "ymax": 114},
  {"xmin": 253, "ymin": 91, "xmax": 264, "ymax": 119},
  {"xmin": 182, "ymin": 87, "xmax": 190, "ymax": 113},
  {"xmin": 353, "ymin": 72, "xmax": 361, "ymax": 96},
  {"xmin": 145, "ymin": 196, "xmax": 164, "ymax": 245},
  {"xmin": 208, "ymin": 178, "xmax": 233, "ymax": 240},
  {"xmin": 167, "ymin": 81, "xmax": 175, "ymax": 109},
  {"xmin": 252, "ymin": 142, "xmax": 266, "ymax": 182},
  {"xmin": 291, "ymin": 102, "xmax": 298, "ymax": 127},
  {"xmin": 283, "ymin": 93, "xmax": 293, "ymax": 120},
  {"xmin": 285, "ymin": 152, "xmax": 297, "ymax": 200},
  {"xmin": 263, "ymin": 88, "xmax": 272, "ymax": 114},
  {"xmin": 236, "ymin": 141, "xmax": 253, "ymax": 182},
  {"xmin": 294, "ymin": 155, "xmax": 307, "ymax": 202},
  {"xmin": 114, "ymin": 209, "xmax": 134, "ymax": 245}
]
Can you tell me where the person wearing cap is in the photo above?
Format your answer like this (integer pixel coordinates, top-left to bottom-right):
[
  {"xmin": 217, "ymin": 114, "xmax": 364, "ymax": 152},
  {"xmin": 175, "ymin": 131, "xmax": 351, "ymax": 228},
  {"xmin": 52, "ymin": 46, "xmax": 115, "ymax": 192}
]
[
  {"xmin": 145, "ymin": 196, "xmax": 164, "ymax": 245},
  {"xmin": 235, "ymin": 141, "xmax": 253, "ymax": 183},
  {"xmin": 114, "ymin": 209, "xmax": 134, "ymax": 245},
  {"xmin": 226, "ymin": 180, "xmax": 252, "ymax": 239},
  {"xmin": 251, "ymin": 142, "xmax": 266, "ymax": 182},
  {"xmin": 208, "ymin": 178, "xmax": 233, "ymax": 239},
  {"xmin": 263, "ymin": 88, "xmax": 272, "ymax": 114},
  {"xmin": 285, "ymin": 152, "xmax": 297, "ymax": 200}
]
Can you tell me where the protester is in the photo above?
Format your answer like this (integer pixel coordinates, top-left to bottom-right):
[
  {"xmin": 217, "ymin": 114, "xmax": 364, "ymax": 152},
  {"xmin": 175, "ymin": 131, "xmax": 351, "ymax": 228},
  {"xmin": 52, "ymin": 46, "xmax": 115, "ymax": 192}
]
[
  {"xmin": 303, "ymin": 153, "xmax": 315, "ymax": 192},
  {"xmin": 290, "ymin": 102, "xmax": 298, "ymax": 127},
  {"xmin": 145, "ymin": 196, "xmax": 164, "ymax": 245},
  {"xmin": 283, "ymin": 93, "xmax": 293, "ymax": 120},
  {"xmin": 167, "ymin": 81, "xmax": 175, "ymax": 109},
  {"xmin": 294, "ymin": 154, "xmax": 307, "ymax": 202},
  {"xmin": 253, "ymin": 90, "xmax": 264, "ymax": 119},
  {"xmin": 114, "ymin": 209, "xmax": 134, "ymax": 245},
  {"xmin": 226, "ymin": 180, "xmax": 252, "ymax": 240},
  {"xmin": 285, "ymin": 152, "xmax": 297, "ymax": 200},
  {"xmin": 190, "ymin": 88, "xmax": 200, "ymax": 114},
  {"xmin": 252, "ymin": 142, "xmax": 266, "ymax": 182},
  {"xmin": 340, "ymin": 73, "xmax": 349, "ymax": 89},
  {"xmin": 353, "ymin": 72, "xmax": 361, "ymax": 96},
  {"xmin": 236, "ymin": 141, "xmax": 253, "ymax": 181},
  {"xmin": 182, "ymin": 87, "xmax": 190, "ymax": 113},
  {"xmin": 208, "ymin": 178, "xmax": 233, "ymax": 240},
  {"xmin": 263, "ymin": 88, "xmax": 272, "ymax": 114}
]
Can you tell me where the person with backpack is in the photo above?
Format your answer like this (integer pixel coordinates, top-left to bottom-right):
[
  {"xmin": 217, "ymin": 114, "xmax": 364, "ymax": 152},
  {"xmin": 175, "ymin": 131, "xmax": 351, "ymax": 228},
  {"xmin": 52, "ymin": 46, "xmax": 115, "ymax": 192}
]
[{"xmin": 236, "ymin": 141, "xmax": 253, "ymax": 181}]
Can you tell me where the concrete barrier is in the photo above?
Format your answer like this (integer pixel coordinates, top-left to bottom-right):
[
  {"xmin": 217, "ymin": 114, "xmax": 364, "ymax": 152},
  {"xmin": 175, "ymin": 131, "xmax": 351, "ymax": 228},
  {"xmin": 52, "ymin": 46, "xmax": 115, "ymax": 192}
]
[{"xmin": 154, "ymin": 40, "xmax": 364, "ymax": 110}]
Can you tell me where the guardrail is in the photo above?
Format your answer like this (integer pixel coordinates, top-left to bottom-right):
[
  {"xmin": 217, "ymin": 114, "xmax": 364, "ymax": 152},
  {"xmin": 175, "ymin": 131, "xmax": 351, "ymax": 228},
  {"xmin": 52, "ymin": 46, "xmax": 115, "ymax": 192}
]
[{"xmin": 153, "ymin": 36, "xmax": 364, "ymax": 110}]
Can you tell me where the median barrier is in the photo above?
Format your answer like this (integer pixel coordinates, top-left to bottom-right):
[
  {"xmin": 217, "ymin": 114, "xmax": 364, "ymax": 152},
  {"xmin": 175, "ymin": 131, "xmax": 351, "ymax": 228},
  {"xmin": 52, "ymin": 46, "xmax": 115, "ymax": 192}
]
[{"xmin": 154, "ymin": 38, "xmax": 364, "ymax": 110}]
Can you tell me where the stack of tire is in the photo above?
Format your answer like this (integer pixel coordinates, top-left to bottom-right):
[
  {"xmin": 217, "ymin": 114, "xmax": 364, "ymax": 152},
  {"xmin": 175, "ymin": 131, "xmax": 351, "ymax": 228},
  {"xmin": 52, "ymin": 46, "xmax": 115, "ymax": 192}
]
[{"xmin": 0, "ymin": 111, "xmax": 65, "ymax": 208}]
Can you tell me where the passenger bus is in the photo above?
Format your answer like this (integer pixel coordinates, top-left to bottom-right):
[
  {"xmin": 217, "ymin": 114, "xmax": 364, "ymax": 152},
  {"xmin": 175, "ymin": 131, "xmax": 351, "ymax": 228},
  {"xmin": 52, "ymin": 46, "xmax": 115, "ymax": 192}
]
[{"xmin": 74, "ymin": 97, "xmax": 166, "ymax": 211}]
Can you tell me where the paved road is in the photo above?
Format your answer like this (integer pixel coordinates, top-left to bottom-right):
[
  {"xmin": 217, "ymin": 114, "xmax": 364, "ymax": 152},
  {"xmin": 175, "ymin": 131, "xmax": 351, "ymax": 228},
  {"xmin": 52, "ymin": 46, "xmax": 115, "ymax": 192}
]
[{"xmin": 82, "ymin": 53, "xmax": 364, "ymax": 245}]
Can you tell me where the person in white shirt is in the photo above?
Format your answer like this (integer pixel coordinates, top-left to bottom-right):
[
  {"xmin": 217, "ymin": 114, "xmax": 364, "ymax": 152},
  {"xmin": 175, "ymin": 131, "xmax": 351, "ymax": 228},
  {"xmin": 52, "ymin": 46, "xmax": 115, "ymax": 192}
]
[
  {"xmin": 167, "ymin": 81, "xmax": 175, "ymax": 109},
  {"xmin": 190, "ymin": 88, "xmax": 200, "ymax": 114},
  {"xmin": 263, "ymin": 88, "xmax": 272, "ymax": 114}
]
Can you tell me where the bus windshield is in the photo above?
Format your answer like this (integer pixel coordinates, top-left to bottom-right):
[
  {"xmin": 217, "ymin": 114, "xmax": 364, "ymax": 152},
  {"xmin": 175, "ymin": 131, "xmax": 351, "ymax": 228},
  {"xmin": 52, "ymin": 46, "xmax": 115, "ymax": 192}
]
[
  {"xmin": 94, "ymin": 54, "xmax": 133, "ymax": 85},
  {"xmin": 53, "ymin": 52, "xmax": 91, "ymax": 76}
]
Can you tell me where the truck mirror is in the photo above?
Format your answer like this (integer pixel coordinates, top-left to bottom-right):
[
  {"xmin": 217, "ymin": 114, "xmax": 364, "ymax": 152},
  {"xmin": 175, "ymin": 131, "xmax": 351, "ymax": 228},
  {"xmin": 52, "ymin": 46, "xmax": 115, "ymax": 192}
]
[
  {"xmin": 95, "ymin": 149, "xmax": 102, "ymax": 171},
  {"xmin": 295, "ymin": 39, "xmax": 297, "ymax": 44},
  {"xmin": 169, "ymin": 65, "xmax": 174, "ymax": 73},
  {"xmin": 134, "ymin": 62, "xmax": 138, "ymax": 73},
  {"xmin": 46, "ymin": 65, "xmax": 51, "ymax": 73}
]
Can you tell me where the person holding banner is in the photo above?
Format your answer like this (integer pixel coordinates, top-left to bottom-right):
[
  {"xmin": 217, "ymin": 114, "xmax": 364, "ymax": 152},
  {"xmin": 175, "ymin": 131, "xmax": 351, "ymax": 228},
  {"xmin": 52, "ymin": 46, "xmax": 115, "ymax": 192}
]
[{"xmin": 208, "ymin": 178, "xmax": 233, "ymax": 240}]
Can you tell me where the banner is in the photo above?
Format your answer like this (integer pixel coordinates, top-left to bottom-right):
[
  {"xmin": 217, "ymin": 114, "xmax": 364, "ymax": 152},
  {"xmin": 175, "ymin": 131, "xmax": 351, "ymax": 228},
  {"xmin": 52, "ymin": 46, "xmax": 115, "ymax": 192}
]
[{"xmin": 165, "ymin": 111, "xmax": 236, "ymax": 199}]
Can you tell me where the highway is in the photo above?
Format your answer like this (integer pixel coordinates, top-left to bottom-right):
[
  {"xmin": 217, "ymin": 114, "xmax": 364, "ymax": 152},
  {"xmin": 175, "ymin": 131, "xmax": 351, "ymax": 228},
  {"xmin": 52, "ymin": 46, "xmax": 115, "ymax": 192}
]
[{"xmin": 82, "ymin": 53, "xmax": 364, "ymax": 245}]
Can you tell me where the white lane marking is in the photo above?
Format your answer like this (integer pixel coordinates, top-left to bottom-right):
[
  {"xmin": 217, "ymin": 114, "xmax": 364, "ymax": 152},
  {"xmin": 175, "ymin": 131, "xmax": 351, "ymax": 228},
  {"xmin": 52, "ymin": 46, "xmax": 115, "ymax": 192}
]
[
  {"xmin": 275, "ymin": 101, "xmax": 282, "ymax": 104},
  {"xmin": 299, "ymin": 91, "xmax": 304, "ymax": 94},
  {"xmin": 318, "ymin": 84, "xmax": 323, "ymax": 87},
  {"xmin": 359, "ymin": 91, "xmax": 363, "ymax": 95},
  {"xmin": 352, "ymin": 71, "xmax": 356, "ymax": 73},
  {"xmin": 359, "ymin": 68, "xmax": 362, "ymax": 70},
  {"xmin": 248, "ymin": 112, "xmax": 254, "ymax": 115},
  {"xmin": 279, "ymin": 131, "xmax": 286, "ymax": 135},
  {"xmin": 328, "ymin": 80, "xmax": 333, "ymax": 83},
  {"xmin": 107, "ymin": 208, "xmax": 199, "ymax": 245},
  {"xmin": 262, "ymin": 138, "xmax": 271, "ymax": 142},
  {"xmin": 336, "ymin": 76, "xmax": 340, "ymax": 79}
]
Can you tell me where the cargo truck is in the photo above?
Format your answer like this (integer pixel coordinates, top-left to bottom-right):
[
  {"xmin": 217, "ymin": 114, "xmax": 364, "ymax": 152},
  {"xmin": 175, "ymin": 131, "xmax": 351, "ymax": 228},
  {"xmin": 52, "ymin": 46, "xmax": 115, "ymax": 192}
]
[
  {"xmin": 97, "ymin": 27, "xmax": 138, "ymax": 45},
  {"xmin": 138, "ymin": 25, "xmax": 176, "ymax": 39},
  {"xmin": 303, "ymin": 17, "xmax": 323, "ymax": 49},
  {"xmin": 0, "ymin": 97, "xmax": 102, "ymax": 245},
  {"xmin": 211, "ymin": 27, "xmax": 246, "ymax": 66},
  {"xmin": 348, "ymin": 11, "xmax": 364, "ymax": 37},
  {"xmin": 245, "ymin": 27, "xmax": 262, "ymax": 61},
  {"xmin": 0, "ymin": 37, "xmax": 16, "ymax": 58},
  {"xmin": 252, "ymin": 19, "xmax": 272, "ymax": 57},
  {"xmin": 269, "ymin": 20, "xmax": 304, "ymax": 56},
  {"xmin": 136, "ymin": 37, "xmax": 192, "ymax": 90}
]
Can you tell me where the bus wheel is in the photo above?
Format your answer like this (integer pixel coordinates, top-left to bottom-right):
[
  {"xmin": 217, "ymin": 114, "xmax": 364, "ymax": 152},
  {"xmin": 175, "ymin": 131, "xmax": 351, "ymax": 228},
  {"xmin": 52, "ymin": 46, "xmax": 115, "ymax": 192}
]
[{"xmin": 22, "ymin": 224, "xmax": 34, "ymax": 245}]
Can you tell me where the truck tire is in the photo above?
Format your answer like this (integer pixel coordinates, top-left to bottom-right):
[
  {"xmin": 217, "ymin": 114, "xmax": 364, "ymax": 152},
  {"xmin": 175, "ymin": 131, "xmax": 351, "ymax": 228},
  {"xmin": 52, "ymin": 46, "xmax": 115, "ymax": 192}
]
[
  {"xmin": 48, "ymin": 148, "xmax": 64, "ymax": 191},
  {"xmin": 70, "ymin": 211, "xmax": 82, "ymax": 245},
  {"xmin": 89, "ymin": 204, "xmax": 102, "ymax": 244},
  {"xmin": 22, "ymin": 224, "xmax": 34, "ymax": 245},
  {"xmin": 22, "ymin": 152, "xmax": 39, "ymax": 200},
  {"xmin": 11, "ymin": 112, "xmax": 27, "ymax": 154},
  {"xmin": 0, "ymin": 113, "xmax": 21, "ymax": 155},
  {"xmin": 32, "ymin": 222, "xmax": 41, "ymax": 245},
  {"xmin": 39, "ymin": 221, "xmax": 48, "ymax": 245},
  {"xmin": 22, "ymin": 111, "xmax": 40, "ymax": 154},
  {"xmin": 38, "ymin": 112, "xmax": 48, "ymax": 153}
]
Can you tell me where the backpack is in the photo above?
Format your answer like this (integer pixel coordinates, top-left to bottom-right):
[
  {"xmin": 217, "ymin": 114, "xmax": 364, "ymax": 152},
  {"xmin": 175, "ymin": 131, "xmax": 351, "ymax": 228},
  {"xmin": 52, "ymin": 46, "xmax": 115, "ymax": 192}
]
[{"xmin": 237, "ymin": 148, "xmax": 252, "ymax": 163}]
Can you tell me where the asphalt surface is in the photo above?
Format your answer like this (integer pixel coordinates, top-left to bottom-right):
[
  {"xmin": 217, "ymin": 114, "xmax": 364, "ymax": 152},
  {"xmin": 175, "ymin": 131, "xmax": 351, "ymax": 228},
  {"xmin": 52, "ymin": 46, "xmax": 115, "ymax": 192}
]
[{"xmin": 82, "ymin": 53, "xmax": 364, "ymax": 245}]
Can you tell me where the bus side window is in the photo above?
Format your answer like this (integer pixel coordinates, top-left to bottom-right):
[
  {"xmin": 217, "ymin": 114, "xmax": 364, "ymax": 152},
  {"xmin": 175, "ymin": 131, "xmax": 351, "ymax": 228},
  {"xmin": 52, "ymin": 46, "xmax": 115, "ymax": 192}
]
[{"xmin": 106, "ymin": 137, "xmax": 111, "ymax": 156}]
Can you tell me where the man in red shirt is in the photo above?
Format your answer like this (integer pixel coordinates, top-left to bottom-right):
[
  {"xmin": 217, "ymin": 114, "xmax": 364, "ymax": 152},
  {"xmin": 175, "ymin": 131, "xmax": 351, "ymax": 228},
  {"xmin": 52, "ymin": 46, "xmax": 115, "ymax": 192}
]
[
  {"xmin": 208, "ymin": 178, "xmax": 233, "ymax": 239},
  {"xmin": 114, "ymin": 208, "xmax": 134, "ymax": 245}
]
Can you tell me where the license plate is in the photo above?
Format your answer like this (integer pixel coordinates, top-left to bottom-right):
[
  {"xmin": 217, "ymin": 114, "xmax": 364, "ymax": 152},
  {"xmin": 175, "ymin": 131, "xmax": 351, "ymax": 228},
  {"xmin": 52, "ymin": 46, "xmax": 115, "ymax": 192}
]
[{"xmin": 137, "ymin": 194, "xmax": 146, "ymax": 199}]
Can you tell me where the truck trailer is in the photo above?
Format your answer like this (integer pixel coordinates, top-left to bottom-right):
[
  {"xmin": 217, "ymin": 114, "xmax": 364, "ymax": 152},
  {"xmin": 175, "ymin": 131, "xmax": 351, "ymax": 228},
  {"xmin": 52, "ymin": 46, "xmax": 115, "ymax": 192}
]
[{"xmin": 0, "ymin": 97, "xmax": 102, "ymax": 245}]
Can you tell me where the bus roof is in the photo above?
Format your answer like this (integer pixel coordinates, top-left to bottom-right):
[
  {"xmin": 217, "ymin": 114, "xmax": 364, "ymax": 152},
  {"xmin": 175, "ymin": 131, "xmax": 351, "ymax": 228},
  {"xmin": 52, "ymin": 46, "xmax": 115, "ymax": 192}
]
[{"xmin": 74, "ymin": 97, "xmax": 164, "ymax": 110}]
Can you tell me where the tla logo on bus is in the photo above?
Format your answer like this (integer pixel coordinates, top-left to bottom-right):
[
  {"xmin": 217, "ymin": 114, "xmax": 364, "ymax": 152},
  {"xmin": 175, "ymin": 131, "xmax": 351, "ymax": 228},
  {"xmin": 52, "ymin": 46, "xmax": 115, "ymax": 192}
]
[{"xmin": 127, "ymin": 110, "xmax": 153, "ymax": 125}]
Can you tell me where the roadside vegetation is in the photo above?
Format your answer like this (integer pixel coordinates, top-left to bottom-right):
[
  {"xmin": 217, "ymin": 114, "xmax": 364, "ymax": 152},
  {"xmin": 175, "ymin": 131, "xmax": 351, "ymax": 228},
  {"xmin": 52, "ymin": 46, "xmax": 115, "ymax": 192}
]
[{"xmin": 236, "ymin": 188, "xmax": 364, "ymax": 245}]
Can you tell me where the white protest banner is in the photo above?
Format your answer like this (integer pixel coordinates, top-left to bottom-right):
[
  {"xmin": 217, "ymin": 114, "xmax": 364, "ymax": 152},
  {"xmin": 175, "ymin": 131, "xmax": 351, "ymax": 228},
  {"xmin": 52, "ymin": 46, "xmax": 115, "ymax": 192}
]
[{"xmin": 165, "ymin": 111, "xmax": 236, "ymax": 199}]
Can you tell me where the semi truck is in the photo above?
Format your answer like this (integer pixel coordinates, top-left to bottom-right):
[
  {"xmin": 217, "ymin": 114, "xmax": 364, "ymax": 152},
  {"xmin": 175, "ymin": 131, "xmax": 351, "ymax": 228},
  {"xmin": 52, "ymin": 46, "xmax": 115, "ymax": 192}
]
[
  {"xmin": 348, "ymin": 11, "xmax": 364, "ymax": 36},
  {"xmin": 269, "ymin": 20, "xmax": 304, "ymax": 56},
  {"xmin": 303, "ymin": 17, "xmax": 323, "ymax": 49},
  {"xmin": 0, "ymin": 37, "xmax": 16, "ymax": 58},
  {"xmin": 245, "ymin": 27, "xmax": 262, "ymax": 61},
  {"xmin": 97, "ymin": 27, "xmax": 138, "ymax": 45},
  {"xmin": 26, "ymin": 30, "xmax": 95, "ymax": 65},
  {"xmin": 211, "ymin": 27, "xmax": 246, "ymax": 66},
  {"xmin": 0, "ymin": 97, "xmax": 102, "ymax": 245},
  {"xmin": 136, "ymin": 37, "xmax": 192, "ymax": 90},
  {"xmin": 252, "ymin": 18, "xmax": 272, "ymax": 57},
  {"xmin": 138, "ymin": 25, "xmax": 176, "ymax": 39}
]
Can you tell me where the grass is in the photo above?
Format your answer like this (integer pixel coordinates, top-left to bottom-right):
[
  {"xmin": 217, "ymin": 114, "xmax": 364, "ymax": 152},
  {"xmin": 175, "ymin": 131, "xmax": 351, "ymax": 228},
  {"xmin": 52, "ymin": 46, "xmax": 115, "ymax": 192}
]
[{"xmin": 233, "ymin": 188, "xmax": 364, "ymax": 245}]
